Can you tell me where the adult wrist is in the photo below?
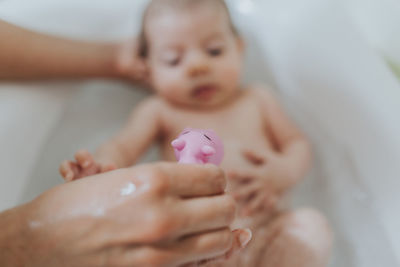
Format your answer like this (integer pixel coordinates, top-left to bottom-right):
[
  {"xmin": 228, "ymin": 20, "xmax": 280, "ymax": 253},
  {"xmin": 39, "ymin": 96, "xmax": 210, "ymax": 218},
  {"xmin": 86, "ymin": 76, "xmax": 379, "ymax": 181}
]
[
  {"xmin": 110, "ymin": 39, "xmax": 148, "ymax": 84},
  {"xmin": 106, "ymin": 42, "xmax": 128, "ymax": 79}
]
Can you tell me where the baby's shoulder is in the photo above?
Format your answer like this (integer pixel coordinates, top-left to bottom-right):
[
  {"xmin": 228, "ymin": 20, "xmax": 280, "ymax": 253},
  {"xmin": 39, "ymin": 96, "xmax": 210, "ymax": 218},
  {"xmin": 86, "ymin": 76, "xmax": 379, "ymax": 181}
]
[
  {"xmin": 130, "ymin": 95, "xmax": 169, "ymax": 116},
  {"xmin": 244, "ymin": 83, "xmax": 277, "ymax": 103},
  {"xmin": 135, "ymin": 95, "xmax": 165, "ymax": 110}
]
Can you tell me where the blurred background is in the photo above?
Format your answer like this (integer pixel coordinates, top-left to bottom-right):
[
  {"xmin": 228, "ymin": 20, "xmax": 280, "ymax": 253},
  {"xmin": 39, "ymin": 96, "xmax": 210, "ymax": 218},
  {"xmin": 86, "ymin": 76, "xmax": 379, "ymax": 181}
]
[{"xmin": 0, "ymin": 0, "xmax": 399, "ymax": 266}]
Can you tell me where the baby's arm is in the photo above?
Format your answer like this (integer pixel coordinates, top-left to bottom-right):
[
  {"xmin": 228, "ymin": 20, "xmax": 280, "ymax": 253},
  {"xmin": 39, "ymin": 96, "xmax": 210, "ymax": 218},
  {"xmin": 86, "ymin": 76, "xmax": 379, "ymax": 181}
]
[
  {"xmin": 94, "ymin": 97, "xmax": 162, "ymax": 167},
  {"xmin": 256, "ymin": 86, "xmax": 312, "ymax": 192},
  {"xmin": 60, "ymin": 97, "xmax": 163, "ymax": 181},
  {"xmin": 231, "ymin": 87, "xmax": 312, "ymax": 215}
]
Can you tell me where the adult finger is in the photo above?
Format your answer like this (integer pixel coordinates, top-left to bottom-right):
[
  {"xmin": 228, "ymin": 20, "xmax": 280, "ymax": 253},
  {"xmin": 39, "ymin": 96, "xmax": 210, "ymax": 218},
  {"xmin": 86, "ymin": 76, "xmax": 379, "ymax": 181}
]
[
  {"xmin": 177, "ymin": 195, "xmax": 236, "ymax": 237},
  {"xmin": 188, "ymin": 228, "xmax": 252, "ymax": 267},
  {"xmin": 223, "ymin": 229, "xmax": 252, "ymax": 259},
  {"xmin": 158, "ymin": 163, "xmax": 226, "ymax": 197},
  {"xmin": 122, "ymin": 228, "xmax": 237, "ymax": 266},
  {"xmin": 173, "ymin": 228, "xmax": 234, "ymax": 265}
]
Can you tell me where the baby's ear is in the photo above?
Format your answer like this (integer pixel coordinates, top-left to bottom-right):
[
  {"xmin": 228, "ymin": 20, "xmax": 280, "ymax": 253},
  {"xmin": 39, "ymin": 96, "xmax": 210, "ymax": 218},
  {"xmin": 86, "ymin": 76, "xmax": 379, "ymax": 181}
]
[
  {"xmin": 145, "ymin": 63, "xmax": 154, "ymax": 90},
  {"xmin": 236, "ymin": 37, "xmax": 245, "ymax": 55}
]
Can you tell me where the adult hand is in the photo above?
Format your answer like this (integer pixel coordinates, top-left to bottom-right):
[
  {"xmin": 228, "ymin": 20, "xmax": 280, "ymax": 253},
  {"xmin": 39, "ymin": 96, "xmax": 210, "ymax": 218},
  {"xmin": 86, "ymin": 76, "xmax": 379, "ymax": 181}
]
[
  {"xmin": 0, "ymin": 163, "xmax": 250, "ymax": 267},
  {"xmin": 114, "ymin": 38, "xmax": 149, "ymax": 85},
  {"xmin": 0, "ymin": 19, "xmax": 149, "ymax": 83}
]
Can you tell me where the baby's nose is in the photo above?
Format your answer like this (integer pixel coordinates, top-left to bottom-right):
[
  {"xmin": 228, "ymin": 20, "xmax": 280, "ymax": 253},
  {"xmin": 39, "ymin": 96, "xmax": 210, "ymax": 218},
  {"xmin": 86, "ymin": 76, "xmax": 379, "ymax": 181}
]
[
  {"xmin": 187, "ymin": 64, "xmax": 209, "ymax": 77},
  {"xmin": 187, "ymin": 54, "xmax": 210, "ymax": 77}
]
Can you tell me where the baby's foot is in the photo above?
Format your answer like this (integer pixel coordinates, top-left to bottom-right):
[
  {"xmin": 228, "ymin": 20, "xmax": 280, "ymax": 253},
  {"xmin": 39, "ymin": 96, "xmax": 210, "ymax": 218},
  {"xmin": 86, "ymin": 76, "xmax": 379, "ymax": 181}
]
[{"xmin": 59, "ymin": 149, "xmax": 117, "ymax": 182}]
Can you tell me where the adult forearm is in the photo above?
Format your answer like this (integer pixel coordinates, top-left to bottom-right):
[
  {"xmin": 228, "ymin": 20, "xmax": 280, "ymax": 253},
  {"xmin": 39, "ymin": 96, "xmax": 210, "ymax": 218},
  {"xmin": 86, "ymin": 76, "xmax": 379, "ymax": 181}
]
[
  {"xmin": 0, "ymin": 205, "xmax": 30, "ymax": 267},
  {"xmin": 0, "ymin": 19, "xmax": 120, "ymax": 81}
]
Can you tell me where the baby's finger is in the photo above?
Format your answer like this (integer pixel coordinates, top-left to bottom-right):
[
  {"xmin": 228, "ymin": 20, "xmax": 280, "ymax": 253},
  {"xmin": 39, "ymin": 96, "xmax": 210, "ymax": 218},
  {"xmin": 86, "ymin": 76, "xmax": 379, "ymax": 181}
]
[
  {"xmin": 249, "ymin": 194, "xmax": 278, "ymax": 215},
  {"xmin": 80, "ymin": 163, "xmax": 101, "ymax": 178},
  {"xmin": 59, "ymin": 160, "xmax": 79, "ymax": 181},
  {"xmin": 74, "ymin": 149, "xmax": 94, "ymax": 169},
  {"xmin": 227, "ymin": 170, "xmax": 254, "ymax": 184},
  {"xmin": 241, "ymin": 149, "xmax": 266, "ymax": 166},
  {"xmin": 59, "ymin": 160, "xmax": 72, "ymax": 180},
  {"xmin": 100, "ymin": 163, "xmax": 118, "ymax": 173},
  {"xmin": 246, "ymin": 194, "xmax": 266, "ymax": 215},
  {"xmin": 232, "ymin": 183, "xmax": 258, "ymax": 202},
  {"xmin": 264, "ymin": 194, "xmax": 279, "ymax": 211}
]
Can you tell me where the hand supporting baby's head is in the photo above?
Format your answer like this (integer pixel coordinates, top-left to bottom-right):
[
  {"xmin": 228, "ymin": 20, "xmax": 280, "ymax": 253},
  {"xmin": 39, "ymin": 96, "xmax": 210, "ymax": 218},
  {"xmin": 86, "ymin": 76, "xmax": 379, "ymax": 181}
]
[{"xmin": 138, "ymin": 0, "xmax": 245, "ymax": 109}]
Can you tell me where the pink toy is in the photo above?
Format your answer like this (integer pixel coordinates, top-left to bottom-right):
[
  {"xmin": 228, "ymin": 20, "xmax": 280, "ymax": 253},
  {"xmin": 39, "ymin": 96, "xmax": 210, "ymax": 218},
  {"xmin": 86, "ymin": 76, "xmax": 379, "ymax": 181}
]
[{"xmin": 171, "ymin": 128, "xmax": 224, "ymax": 165}]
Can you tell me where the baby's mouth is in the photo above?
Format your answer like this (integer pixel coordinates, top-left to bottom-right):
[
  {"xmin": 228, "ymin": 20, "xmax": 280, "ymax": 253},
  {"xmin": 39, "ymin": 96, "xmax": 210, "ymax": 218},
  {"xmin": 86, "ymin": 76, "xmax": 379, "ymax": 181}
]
[{"xmin": 191, "ymin": 84, "xmax": 218, "ymax": 101}]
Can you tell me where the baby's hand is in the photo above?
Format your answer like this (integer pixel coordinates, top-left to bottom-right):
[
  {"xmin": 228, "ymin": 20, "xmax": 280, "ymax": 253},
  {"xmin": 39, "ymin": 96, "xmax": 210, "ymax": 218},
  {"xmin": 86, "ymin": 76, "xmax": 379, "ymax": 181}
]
[
  {"xmin": 228, "ymin": 149, "xmax": 286, "ymax": 216},
  {"xmin": 229, "ymin": 172, "xmax": 279, "ymax": 217},
  {"xmin": 59, "ymin": 149, "xmax": 117, "ymax": 182}
]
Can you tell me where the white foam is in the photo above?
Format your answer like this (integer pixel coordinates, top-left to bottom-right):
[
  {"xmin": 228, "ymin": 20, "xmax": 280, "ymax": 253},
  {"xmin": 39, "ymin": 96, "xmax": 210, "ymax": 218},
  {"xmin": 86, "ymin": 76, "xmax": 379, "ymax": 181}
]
[
  {"xmin": 120, "ymin": 182, "xmax": 137, "ymax": 196},
  {"xmin": 92, "ymin": 208, "xmax": 105, "ymax": 217}
]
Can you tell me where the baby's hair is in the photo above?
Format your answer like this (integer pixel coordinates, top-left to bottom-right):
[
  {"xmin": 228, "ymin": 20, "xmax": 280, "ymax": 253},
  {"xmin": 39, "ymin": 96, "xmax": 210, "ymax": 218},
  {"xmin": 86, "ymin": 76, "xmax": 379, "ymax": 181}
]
[{"xmin": 138, "ymin": 0, "xmax": 239, "ymax": 58}]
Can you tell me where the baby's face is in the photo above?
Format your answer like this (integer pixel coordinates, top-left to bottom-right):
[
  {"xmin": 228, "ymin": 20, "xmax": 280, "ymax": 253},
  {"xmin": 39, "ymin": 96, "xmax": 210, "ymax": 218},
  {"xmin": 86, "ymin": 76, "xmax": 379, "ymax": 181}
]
[{"xmin": 146, "ymin": 5, "xmax": 243, "ymax": 108}]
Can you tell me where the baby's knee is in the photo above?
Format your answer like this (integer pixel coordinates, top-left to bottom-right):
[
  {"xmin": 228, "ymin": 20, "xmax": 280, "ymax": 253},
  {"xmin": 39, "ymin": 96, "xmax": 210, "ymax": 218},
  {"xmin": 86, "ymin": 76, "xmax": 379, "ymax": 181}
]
[{"xmin": 281, "ymin": 208, "xmax": 333, "ymax": 255}]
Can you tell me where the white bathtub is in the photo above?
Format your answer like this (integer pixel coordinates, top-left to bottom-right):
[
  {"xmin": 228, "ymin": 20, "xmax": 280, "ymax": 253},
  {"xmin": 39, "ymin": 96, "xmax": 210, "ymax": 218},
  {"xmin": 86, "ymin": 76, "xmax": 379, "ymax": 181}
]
[{"xmin": 1, "ymin": 0, "xmax": 399, "ymax": 266}]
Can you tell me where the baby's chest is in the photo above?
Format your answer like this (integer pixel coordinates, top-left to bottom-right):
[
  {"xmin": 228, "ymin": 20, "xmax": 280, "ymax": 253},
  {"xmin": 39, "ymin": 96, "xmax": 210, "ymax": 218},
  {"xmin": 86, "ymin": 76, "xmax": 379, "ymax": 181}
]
[
  {"xmin": 164, "ymin": 104, "xmax": 265, "ymax": 139},
  {"xmin": 164, "ymin": 117, "xmax": 272, "ymax": 171}
]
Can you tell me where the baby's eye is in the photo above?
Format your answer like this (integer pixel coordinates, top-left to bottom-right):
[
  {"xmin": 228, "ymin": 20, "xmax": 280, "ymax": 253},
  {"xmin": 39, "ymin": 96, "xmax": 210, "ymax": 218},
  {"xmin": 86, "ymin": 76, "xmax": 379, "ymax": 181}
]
[
  {"xmin": 207, "ymin": 47, "xmax": 223, "ymax": 57},
  {"xmin": 161, "ymin": 51, "xmax": 181, "ymax": 67},
  {"xmin": 165, "ymin": 57, "xmax": 181, "ymax": 67}
]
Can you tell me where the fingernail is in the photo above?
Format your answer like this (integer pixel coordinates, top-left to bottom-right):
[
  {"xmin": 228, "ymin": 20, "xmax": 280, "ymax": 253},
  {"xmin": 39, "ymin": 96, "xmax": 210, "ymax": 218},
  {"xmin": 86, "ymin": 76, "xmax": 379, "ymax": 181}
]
[
  {"xmin": 66, "ymin": 173, "xmax": 73, "ymax": 181},
  {"xmin": 238, "ymin": 229, "xmax": 252, "ymax": 248},
  {"xmin": 82, "ymin": 161, "xmax": 91, "ymax": 168}
]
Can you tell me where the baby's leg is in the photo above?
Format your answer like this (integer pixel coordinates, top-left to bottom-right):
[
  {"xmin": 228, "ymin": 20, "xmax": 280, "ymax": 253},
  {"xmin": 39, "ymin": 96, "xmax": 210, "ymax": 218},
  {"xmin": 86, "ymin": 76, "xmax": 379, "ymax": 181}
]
[{"xmin": 258, "ymin": 208, "xmax": 333, "ymax": 267}]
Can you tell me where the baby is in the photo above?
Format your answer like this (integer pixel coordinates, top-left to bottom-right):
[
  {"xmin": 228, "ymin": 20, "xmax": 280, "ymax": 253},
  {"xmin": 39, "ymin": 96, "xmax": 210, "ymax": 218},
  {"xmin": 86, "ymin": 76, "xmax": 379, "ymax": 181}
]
[{"xmin": 60, "ymin": 0, "xmax": 332, "ymax": 266}]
